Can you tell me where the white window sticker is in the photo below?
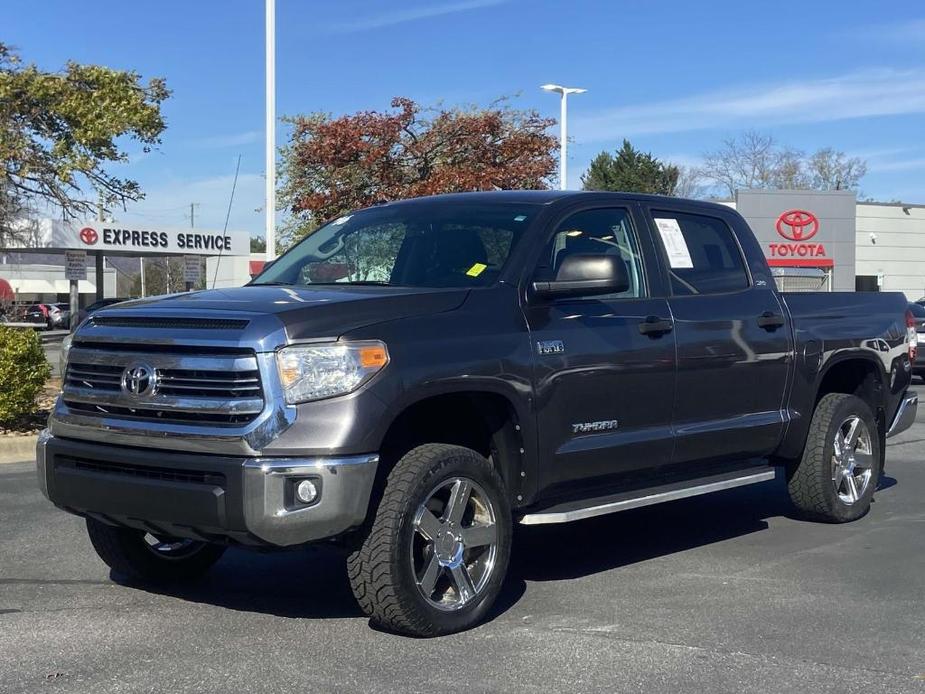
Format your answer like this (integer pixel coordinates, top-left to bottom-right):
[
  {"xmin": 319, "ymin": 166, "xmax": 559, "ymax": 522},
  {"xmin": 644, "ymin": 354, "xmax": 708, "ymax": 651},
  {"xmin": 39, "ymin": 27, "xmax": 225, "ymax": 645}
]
[{"xmin": 654, "ymin": 217, "xmax": 693, "ymax": 269}]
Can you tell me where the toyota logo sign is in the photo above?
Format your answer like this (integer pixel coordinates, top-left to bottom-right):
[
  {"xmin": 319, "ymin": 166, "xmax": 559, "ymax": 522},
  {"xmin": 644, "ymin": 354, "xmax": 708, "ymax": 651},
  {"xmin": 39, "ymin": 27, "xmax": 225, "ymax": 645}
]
[
  {"xmin": 776, "ymin": 210, "xmax": 819, "ymax": 241},
  {"xmin": 79, "ymin": 227, "xmax": 99, "ymax": 245},
  {"xmin": 121, "ymin": 363, "xmax": 158, "ymax": 398}
]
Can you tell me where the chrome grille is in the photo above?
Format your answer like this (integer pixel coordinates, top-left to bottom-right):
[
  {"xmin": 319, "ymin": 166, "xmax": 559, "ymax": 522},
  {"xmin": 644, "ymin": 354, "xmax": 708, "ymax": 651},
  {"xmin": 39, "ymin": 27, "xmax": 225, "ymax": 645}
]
[{"xmin": 63, "ymin": 346, "xmax": 264, "ymax": 426}]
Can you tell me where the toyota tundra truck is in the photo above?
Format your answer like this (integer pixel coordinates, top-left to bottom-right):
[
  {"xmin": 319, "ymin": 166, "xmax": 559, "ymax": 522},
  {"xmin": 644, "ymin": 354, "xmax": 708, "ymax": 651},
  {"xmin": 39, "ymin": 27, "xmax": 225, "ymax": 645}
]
[{"xmin": 37, "ymin": 191, "xmax": 918, "ymax": 636}]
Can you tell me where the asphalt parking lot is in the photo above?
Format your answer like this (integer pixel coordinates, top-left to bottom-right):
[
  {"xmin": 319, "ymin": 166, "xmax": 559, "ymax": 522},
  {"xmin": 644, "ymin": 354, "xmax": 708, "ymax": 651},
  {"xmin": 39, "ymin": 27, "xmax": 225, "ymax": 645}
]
[{"xmin": 2, "ymin": 389, "xmax": 924, "ymax": 693}]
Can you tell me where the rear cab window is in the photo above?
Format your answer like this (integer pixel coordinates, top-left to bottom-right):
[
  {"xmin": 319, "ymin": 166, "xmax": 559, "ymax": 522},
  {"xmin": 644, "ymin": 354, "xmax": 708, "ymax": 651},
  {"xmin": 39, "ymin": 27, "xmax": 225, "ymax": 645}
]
[{"xmin": 650, "ymin": 210, "xmax": 750, "ymax": 295}]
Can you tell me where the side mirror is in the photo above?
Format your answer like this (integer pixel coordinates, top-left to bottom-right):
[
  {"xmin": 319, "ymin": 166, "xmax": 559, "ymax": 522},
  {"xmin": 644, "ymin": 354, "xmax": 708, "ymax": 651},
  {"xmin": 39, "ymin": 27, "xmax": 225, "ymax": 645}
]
[{"xmin": 531, "ymin": 254, "xmax": 629, "ymax": 300}]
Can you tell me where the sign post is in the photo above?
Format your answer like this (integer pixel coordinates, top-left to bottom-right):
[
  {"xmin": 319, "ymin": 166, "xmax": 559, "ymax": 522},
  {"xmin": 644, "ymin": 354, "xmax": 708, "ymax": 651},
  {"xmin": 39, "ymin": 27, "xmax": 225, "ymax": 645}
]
[
  {"xmin": 183, "ymin": 255, "xmax": 201, "ymax": 291},
  {"xmin": 65, "ymin": 250, "xmax": 87, "ymax": 331}
]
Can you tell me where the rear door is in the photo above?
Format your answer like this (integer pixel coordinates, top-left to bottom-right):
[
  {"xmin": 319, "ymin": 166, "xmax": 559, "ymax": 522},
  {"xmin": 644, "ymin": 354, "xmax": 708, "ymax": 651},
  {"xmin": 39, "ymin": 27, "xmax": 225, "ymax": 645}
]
[
  {"xmin": 642, "ymin": 204, "xmax": 792, "ymax": 465},
  {"xmin": 524, "ymin": 203, "xmax": 677, "ymax": 499}
]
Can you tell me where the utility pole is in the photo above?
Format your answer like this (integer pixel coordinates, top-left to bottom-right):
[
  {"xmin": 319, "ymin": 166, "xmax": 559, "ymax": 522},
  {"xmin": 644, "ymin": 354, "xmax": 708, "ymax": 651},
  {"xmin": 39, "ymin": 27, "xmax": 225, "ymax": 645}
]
[
  {"xmin": 188, "ymin": 202, "xmax": 199, "ymax": 229},
  {"xmin": 186, "ymin": 203, "xmax": 199, "ymax": 292}
]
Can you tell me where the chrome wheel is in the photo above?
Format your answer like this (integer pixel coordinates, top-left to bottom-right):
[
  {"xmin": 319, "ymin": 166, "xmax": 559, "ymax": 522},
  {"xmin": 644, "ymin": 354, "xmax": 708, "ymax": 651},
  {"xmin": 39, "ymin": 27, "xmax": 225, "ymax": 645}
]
[
  {"xmin": 832, "ymin": 415, "xmax": 874, "ymax": 505},
  {"xmin": 142, "ymin": 534, "xmax": 202, "ymax": 559},
  {"xmin": 411, "ymin": 476, "xmax": 498, "ymax": 611}
]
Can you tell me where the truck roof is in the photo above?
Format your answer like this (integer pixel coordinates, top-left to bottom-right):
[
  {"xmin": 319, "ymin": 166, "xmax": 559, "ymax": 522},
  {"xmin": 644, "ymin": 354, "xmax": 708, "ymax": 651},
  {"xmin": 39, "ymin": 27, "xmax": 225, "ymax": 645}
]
[{"xmin": 371, "ymin": 189, "xmax": 736, "ymax": 213}]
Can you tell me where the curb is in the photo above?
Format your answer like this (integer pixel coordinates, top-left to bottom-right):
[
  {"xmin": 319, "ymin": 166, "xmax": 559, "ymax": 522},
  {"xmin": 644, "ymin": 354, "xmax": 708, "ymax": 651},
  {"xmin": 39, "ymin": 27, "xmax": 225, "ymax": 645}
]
[{"xmin": 0, "ymin": 434, "xmax": 38, "ymax": 465}]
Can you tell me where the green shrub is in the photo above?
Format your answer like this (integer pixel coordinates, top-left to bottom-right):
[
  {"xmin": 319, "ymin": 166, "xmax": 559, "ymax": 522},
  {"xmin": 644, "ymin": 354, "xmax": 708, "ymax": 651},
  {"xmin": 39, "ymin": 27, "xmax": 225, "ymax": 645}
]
[{"xmin": 0, "ymin": 327, "xmax": 51, "ymax": 424}]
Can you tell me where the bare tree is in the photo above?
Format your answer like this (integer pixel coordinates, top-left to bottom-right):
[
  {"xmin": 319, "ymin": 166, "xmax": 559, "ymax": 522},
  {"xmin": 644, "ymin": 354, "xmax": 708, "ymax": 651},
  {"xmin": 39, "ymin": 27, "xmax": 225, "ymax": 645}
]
[
  {"xmin": 670, "ymin": 165, "xmax": 708, "ymax": 199},
  {"xmin": 698, "ymin": 131, "xmax": 865, "ymax": 197},
  {"xmin": 807, "ymin": 148, "xmax": 867, "ymax": 190},
  {"xmin": 700, "ymin": 131, "xmax": 781, "ymax": 197},
  {"xmin": 0, "ymin": 178, "xmax": 33, "ymax": 248}
]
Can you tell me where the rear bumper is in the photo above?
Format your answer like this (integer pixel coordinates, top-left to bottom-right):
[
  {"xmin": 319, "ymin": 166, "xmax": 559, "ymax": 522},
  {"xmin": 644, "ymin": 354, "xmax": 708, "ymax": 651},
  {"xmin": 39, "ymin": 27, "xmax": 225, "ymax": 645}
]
[
  {"xmin": 886, "ymin": 391, "xmax": 918, "ymax": 439},
  {"xmin": 36, "ymin": 431, "xmax": 378, "ymax": 547}
]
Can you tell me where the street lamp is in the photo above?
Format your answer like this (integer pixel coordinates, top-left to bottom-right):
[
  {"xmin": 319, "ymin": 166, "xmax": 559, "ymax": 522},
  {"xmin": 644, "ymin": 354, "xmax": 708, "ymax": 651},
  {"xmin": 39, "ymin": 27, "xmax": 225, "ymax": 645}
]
[
  {"xmin": 541, "ymin": 84, "xmax": 587, "ymax": 191},
  {"xmin": 265, "ymin": 0, "xmax": 276, "ymax": 260}
]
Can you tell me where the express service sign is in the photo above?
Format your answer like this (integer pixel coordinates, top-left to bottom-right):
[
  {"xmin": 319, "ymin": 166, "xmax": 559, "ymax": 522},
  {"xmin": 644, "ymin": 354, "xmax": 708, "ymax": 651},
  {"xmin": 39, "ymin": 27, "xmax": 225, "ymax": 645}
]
[
  {"xmin": 768, "ymin": 209, "xmax": 828, "ymax": 263},
  {"xmin": 55, "ymin": 221, "xmax": 249, "ymax": 257}
]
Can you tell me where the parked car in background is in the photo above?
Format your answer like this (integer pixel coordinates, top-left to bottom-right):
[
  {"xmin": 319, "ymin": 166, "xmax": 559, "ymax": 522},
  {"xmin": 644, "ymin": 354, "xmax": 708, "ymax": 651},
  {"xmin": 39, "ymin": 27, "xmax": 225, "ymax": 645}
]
[
  {"xmin": 910, "ymin": 302, "xmax": 925, "ymax": 378},
  {"xmin": 21, "ymin": 303, "xmax": 60, "ymax": 329},
  {"xmin": 52, "ymin": 303, "xmax": 71, "ymax": 329}
]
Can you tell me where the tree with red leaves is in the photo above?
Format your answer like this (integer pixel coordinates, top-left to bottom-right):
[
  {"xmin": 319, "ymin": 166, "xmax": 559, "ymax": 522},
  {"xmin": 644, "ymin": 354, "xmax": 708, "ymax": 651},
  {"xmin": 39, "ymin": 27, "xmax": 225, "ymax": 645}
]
[{"xmin": 278, "ymin": 97, "xmax": 557, "ymax": 246}]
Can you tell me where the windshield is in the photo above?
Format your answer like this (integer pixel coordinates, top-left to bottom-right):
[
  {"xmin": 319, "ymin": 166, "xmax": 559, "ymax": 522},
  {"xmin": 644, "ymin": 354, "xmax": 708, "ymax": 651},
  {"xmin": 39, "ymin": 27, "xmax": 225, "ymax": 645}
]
[{"xmin": 252, "ymin": 202, "xmax": 536, "ymax": 289}]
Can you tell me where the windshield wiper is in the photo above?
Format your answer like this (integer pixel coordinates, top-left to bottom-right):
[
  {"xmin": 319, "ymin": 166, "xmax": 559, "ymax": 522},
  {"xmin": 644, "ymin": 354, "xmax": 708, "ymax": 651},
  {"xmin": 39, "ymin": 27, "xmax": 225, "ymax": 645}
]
[{"xmin": 251, "ymin": 281, "xmax": 295, "ymax": 286}]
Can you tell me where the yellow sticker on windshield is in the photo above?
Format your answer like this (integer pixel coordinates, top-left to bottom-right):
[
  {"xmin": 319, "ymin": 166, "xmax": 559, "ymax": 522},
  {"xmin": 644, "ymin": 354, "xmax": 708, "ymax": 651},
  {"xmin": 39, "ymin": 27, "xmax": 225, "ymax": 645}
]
[{"xmin": 466, "ymin": 262, "xmax": 488, "ymax": 277}]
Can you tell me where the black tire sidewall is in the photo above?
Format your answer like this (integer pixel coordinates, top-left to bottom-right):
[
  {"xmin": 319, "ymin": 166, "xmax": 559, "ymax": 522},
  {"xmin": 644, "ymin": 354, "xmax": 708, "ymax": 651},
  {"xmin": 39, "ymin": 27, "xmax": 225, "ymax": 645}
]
[
  {"xmin": 391, "ymin": 447, "xmax": 512, "ymax": 635},
  {"xmin": 86, "ymin": 518, "xmax": 225, "ymax": 583},
  {"xmin": 815, "ymin": 395, "xmax": 881, "ymax": 522}
]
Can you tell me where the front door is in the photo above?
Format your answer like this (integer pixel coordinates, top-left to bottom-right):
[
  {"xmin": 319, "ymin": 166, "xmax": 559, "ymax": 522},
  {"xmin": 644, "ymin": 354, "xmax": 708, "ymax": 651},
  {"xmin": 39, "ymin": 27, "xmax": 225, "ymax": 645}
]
[{"xmin": 524, "ymin": 205, "xmax": 677, "ymax": 500}]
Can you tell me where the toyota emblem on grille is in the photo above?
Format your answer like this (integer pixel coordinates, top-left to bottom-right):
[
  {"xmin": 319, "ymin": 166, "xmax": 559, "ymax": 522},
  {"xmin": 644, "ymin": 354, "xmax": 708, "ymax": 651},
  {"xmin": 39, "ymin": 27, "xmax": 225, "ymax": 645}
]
[{"xmin": 121, "ymin": 363, "xmax": 157, "ymax": 398}]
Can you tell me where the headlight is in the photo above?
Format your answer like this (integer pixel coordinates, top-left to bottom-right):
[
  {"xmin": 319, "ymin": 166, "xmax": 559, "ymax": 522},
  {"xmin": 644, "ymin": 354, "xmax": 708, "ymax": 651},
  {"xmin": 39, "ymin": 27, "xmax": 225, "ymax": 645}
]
[
  {"xmin": 276, "ymin": 341, "xmax": 389, "ymax": 404},
  {"xmin": 61, "ymin": 334, "xmax": 73, "ymax": 365}
]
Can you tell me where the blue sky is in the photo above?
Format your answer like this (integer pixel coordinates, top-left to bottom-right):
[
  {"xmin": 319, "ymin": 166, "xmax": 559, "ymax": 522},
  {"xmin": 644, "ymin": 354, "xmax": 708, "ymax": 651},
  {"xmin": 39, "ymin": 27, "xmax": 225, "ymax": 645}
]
[{"xmin": 5, "ymin": 0, "xmax": 925, "ymax": 238}]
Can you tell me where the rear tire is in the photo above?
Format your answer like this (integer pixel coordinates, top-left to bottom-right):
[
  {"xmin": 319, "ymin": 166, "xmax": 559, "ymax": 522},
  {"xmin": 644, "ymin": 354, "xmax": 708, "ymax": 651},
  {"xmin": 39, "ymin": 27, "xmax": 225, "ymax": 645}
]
[
  {"xmin": 86, "ymin": 518, "xmax": 226, "ymax": 583},
  {"xmin": 347, "ymin": 444, "xmax": 512, "ymax": 637},
  {"xmin": 788, "ymin": 393, "xmax": 881, "ymax": 523}
]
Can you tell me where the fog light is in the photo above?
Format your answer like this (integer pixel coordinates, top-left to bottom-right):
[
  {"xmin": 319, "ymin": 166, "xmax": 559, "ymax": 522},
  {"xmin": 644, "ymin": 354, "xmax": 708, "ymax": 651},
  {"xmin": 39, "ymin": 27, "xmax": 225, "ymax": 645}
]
[{"xmin": 295, "ymin": 479, "xmax": 318, "ymax": 504}]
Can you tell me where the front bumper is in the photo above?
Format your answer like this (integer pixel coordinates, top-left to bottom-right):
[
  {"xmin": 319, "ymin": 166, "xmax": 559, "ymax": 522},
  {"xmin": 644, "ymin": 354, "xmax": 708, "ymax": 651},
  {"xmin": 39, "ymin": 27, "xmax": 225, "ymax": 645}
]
[
  {"xmin": 36, "ymin": 431, "xmax": 378, "ymax": 547},
  {"xmin": 886, "ymin": 391, "xmax": 918, "ymax": 439}
]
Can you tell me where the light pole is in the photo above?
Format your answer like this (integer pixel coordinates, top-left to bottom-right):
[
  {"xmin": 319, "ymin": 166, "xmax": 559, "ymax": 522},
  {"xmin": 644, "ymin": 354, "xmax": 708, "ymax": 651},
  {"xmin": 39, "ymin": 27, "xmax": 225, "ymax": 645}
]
[
  {"xmin": 265, "ymin": 0, "xmax": 277, "ymax": 260},
  {"xmin": 541, "ymin": 84, "xmax": 586, "ymax": 191}
]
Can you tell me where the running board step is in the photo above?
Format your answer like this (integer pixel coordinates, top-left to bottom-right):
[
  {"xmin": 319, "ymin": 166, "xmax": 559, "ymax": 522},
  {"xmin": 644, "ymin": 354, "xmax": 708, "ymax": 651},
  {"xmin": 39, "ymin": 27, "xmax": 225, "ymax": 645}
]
[{"xmin": 518, "ymin": 467, "xmax": 776, "ymax": 525}]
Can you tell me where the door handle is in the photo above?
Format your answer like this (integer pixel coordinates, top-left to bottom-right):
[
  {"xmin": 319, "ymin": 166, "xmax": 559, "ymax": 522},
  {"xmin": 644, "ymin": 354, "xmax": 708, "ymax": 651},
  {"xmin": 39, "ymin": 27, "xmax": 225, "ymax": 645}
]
[
  {"xmin": 639, "ymin": 316, "xmax": 673, "ymax": 336},
  {"xmin": 757, "ymin": 311, "xmax": 786, "ymax": 330}
]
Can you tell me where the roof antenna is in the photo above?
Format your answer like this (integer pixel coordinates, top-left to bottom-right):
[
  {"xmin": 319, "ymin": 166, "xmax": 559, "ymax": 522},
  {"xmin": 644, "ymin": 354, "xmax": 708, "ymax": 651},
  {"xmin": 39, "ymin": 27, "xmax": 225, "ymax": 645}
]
[{"xmin": 212, "ymin": 154, "xmax": 242, "ymax": 289}]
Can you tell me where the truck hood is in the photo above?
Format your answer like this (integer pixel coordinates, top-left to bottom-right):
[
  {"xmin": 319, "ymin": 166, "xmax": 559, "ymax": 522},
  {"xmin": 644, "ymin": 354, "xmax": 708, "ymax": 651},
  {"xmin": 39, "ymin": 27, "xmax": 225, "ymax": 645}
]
[{"xmin": 107, "ymin": 285, "xmax": 469, "ymax": 339}]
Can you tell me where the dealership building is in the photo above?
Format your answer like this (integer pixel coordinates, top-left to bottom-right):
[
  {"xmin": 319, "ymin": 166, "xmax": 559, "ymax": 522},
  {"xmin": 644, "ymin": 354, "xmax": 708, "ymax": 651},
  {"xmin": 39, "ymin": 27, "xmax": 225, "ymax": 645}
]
[{"xmin": 721, "ymin": 190, "xmax": 925, "ymax": 300}]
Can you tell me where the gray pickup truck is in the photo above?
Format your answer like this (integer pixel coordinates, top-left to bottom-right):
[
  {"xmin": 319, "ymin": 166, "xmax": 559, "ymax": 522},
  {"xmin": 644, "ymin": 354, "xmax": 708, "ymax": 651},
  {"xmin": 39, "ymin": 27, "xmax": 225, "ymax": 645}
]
[{"xmin": 38, "ymin": 191, "xmax": 917, "ymax": 636}]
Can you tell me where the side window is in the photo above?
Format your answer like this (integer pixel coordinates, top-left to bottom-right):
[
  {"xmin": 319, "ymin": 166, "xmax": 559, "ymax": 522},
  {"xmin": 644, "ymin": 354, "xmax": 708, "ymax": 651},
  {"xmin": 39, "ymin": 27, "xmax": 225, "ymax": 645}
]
[
  {"xmin": 652, "ymin": 211, "xmax": 749, "ymax": 295},
  {"xmin": 536, "ymin": 208, "xmax": 645, "ymax": 299}
]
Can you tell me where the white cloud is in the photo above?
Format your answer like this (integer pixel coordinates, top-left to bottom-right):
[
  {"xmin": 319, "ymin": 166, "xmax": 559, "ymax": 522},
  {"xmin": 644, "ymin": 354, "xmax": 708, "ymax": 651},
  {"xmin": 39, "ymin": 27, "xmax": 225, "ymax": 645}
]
[
  {"xmin": 193, "ymin": 130, "xmax": 262, "ymax": 149},
  {"xmin": 119, "ymin": 173, "xmax": 266, "ymax": 237},
  {"xmin": 572, "ymin": 68, "xmax": 925, "ymax": 140},
  {"xmin": 327, "ymin": 0, "xmax": 507, "ymax": 33}
]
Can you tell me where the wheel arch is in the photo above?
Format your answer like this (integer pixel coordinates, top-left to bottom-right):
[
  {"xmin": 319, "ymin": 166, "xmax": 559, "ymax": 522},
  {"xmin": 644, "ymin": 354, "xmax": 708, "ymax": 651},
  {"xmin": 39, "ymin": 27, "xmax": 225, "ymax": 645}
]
[
  {"xmin": 374, "ymin": 387, "xmax": 530, "ymax": 504},
  {"xmin": 777, "ymin": 352, "xmax": 888, "ymax": 469}
]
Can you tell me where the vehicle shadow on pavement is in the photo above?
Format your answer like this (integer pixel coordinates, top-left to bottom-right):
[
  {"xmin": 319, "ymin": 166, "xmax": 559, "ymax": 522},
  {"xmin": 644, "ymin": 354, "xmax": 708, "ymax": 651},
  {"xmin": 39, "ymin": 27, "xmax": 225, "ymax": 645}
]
[
  {"xmin": 117, "ymin": 542, "xmax": 528, "ymax": 629},
  {"xmin": 510, "ymin": 478, "xmax": 791, "ymax": 582},
  {"xmin": 115, "ymin": 544, "xmax": 366, "ymax": 620},
  {"xmin": 117, "ymin": 475, "xmax": 895, "ymax": 629}
]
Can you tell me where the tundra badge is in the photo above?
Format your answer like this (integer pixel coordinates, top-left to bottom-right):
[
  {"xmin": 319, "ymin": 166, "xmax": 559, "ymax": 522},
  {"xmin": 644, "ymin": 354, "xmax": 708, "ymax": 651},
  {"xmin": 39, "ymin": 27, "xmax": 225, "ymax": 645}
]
[
  {"xmin": 537, "ymin": 340, "xmax": 565, "ymax": 355},
  {"xmin": 572, "ymin": 420, "xmax": 619, "ymax": 434}
]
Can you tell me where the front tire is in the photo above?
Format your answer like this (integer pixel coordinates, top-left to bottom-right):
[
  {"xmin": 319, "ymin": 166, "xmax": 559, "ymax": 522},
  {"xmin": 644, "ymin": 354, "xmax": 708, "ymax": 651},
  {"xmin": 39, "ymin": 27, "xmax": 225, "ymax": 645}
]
[
  {"xmin": 86, "ymin": 518, "xmax": 226, "ymax": 583},
  {"xmin": 788, "ymin": 393, "xmax": 881, "ymax": 523},
  {"xmin": 347, "ymin": 444, "xmax": 512, "ymax": 637}
]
